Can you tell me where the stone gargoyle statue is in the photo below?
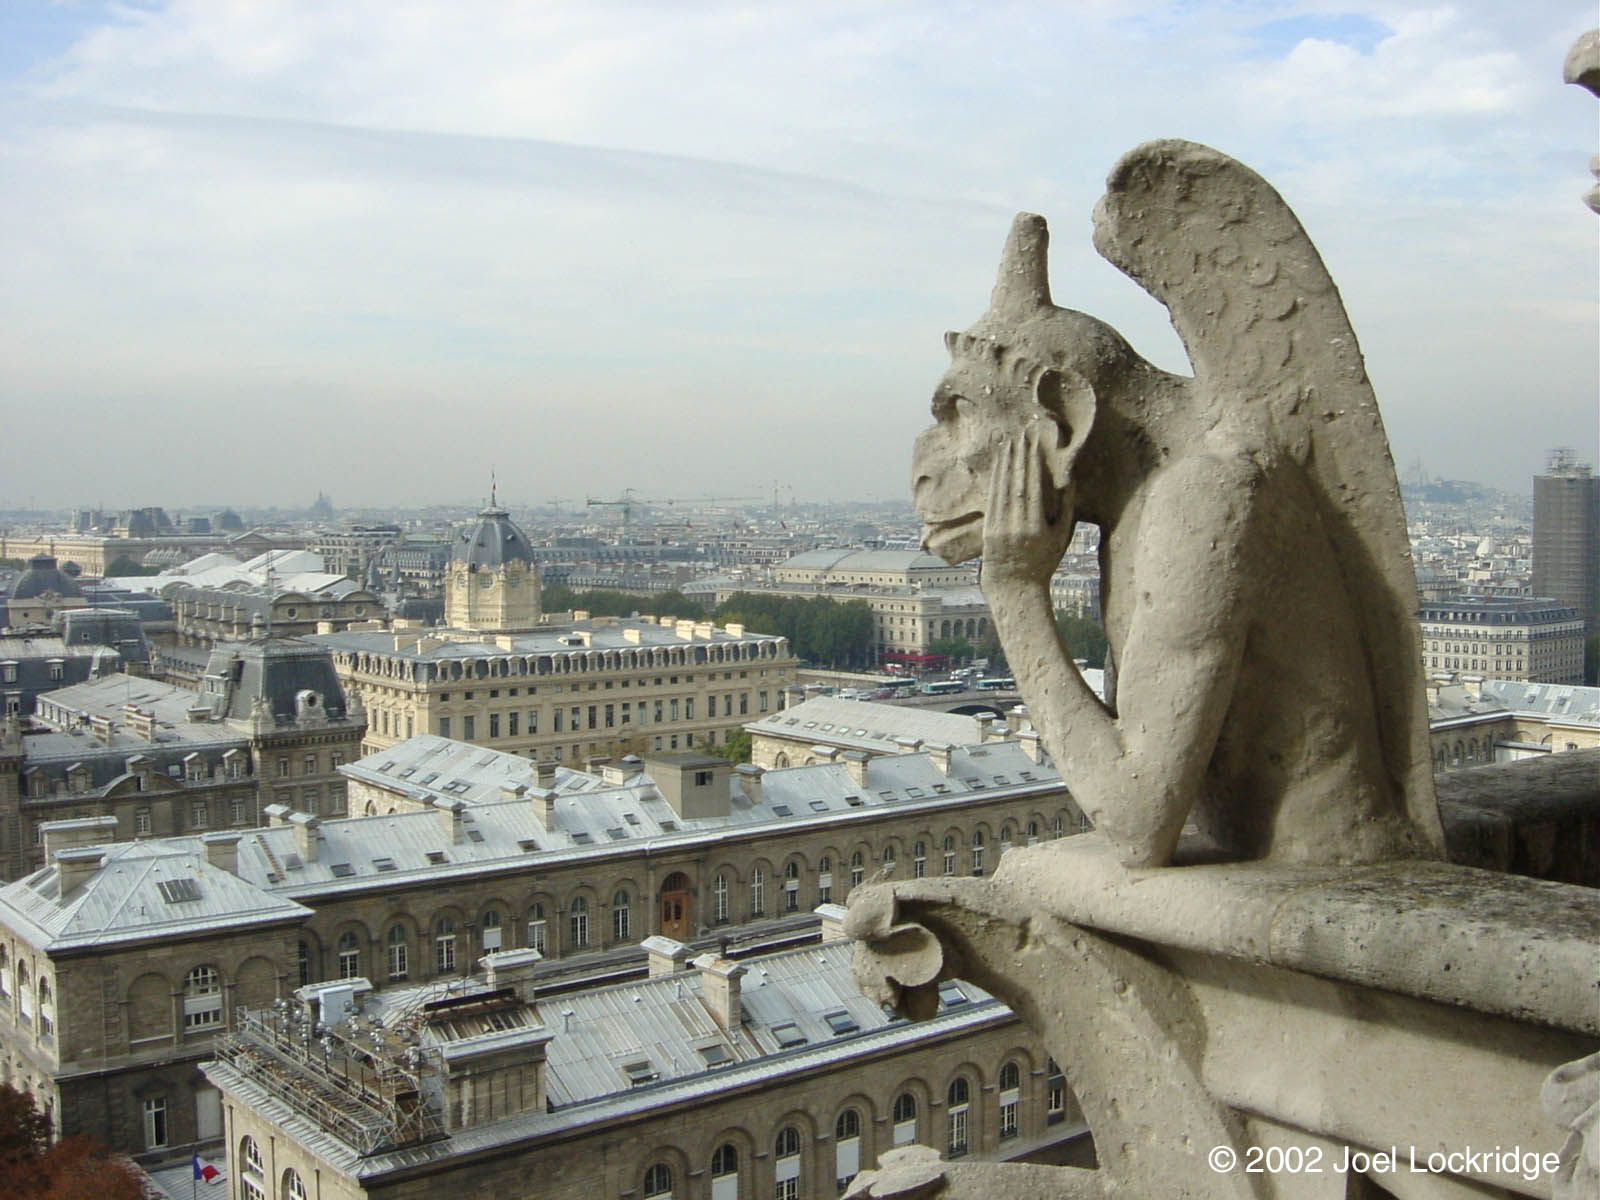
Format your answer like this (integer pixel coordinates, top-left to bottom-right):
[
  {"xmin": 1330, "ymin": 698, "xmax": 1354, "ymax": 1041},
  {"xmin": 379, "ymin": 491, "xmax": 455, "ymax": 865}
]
[{"xmin": 913, "ymin": 138, "xmax": 1445, "ymax": 868}]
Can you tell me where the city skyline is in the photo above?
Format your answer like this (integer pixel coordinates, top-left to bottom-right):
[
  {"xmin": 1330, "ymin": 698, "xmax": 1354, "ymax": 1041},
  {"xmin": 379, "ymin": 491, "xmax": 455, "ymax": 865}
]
[{"xmin": 1, "ymin": 1, "xmax": 1595, "ymax": 507}]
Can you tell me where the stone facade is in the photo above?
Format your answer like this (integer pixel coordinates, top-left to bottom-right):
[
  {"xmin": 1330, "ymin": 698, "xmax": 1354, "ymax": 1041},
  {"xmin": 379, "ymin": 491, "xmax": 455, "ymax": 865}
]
[
  {"xmin": 318, "ymin": 616, "xmax": 797, "ymax": 762},
  {"xmin": 1418, "ymin": 596, "xmax": 1586, "ymax": 684},
  {"xmin": 0, "ymin": 734, "xmax": 1081, "ymax": 1159}
]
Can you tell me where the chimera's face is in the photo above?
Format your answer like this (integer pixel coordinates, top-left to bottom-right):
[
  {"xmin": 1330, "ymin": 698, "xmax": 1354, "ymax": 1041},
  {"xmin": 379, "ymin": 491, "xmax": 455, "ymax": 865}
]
[{"xmin": 911, "ymin": 356, "xmax": 1035, "ymax": 564}]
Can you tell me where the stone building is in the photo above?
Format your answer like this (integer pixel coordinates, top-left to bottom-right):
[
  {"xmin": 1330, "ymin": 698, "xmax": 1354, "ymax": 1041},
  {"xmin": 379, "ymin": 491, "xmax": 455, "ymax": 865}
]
[
  {"xmin": 318, "ymin": 503, "xmax": 797, "ymax": 761},
  {"xmin": 6, "ymin": 553, "xmax": 90, "ymax": 629},
  {"xmin": 1426, "ymin": 674, "xmax": 1600, "ymax": 768},
  {"xmin": 1417, "ymin": 596, "xmax": 1586, "ymax": 684},
  {"xmin": 0, "ymin": 735, "xmax": 1082, "ymax": 1159},
  {"xmin": 747, "ymin": 695, "xmax": 997, "ymax": 769},
  {"xmin": 167, "ymin": 581, "xmax": 382, "ymax": 646},
  {"xmin": 714, "ymin": 581, "xmax": 990, "ymax": 670},
  {"xmin": 773, "ymin": 549, "xmax": 976, "ymax": 589},
  {"xmin": 309, "ymin": 525, "xmax": 403, "ymax": 581},
  {"xmin": 0, "ymin": 633, "xmax": 122, "ymax": 717},
  {"xmin": 0, "ymin": 638, "xmax": 365, "ymax": 881},
  {"xmin": 204, "ymin": 931, "xmax": 1084, "ymax": 1200}
]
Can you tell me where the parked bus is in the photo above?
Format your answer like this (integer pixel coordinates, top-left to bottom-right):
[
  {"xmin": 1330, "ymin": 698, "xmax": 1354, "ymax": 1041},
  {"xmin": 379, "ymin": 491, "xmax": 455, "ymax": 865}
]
[
  {"xmin": 976, "ymin": 677, "xmax": 1015, "ymax": 691},
  {"xmin": 881, "ymin": 677, "xmax": 919, "ymax": 693},
  {"xmin": 921, "ymin": 680, "xmax": 965, "ymax": 695}
]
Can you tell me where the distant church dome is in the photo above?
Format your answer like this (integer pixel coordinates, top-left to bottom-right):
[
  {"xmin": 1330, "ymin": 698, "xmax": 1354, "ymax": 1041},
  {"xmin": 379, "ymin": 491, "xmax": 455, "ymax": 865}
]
[
  {"xmin": 453, "ymin": 505, "xmax": 534, "ymax": 572},
  {"xmin": 10, "ymin": 554, "xmax": 83, "ymax": 601}
]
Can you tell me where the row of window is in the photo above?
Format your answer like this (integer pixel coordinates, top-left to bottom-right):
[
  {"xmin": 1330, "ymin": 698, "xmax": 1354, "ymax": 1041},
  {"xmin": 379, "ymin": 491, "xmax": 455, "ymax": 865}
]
[
  {"xmin": 430, "ymin": 692, "xmax": 772, "ymax": 741},
  {"xmin": 0, "ymin": 947, "xmax": 55, "ymax": 1041},
  {"xmin": 634, "ymin": 1060, "xmax": 1068, "ymax": 1199},
  {"xmin": 347, "ymin": 640, "xmax": 789, "ymax": 683}
]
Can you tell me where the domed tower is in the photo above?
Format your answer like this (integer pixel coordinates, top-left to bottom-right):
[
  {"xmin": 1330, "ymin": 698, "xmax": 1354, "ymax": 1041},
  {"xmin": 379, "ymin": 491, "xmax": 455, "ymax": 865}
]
[{"xmin": 445, "ymin": 501, "xmax": 540, "ymax": 632}]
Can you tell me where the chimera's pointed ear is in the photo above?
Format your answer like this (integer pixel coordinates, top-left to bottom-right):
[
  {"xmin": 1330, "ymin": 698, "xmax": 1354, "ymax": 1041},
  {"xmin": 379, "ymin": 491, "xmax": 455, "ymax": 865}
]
[
  {"xmin": 944, "ymin": 330, "xmax": 959, "ymax": 357},
  {"xmin": 1034, "ymin": 367, "xmax": 1097, "ymax": 486}
]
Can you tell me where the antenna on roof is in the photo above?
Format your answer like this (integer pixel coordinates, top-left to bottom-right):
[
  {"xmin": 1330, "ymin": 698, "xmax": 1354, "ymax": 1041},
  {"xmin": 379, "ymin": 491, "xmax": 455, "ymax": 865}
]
[{"xmin": 491, "ymin": 466, "xmax": 497, "ymax": 510}]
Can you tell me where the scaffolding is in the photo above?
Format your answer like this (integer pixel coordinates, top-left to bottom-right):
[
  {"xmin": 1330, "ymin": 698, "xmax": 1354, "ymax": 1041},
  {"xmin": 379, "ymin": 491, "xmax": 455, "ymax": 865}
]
[{"xmin": 215, "ymin": 1006, "xmax": 446, "ymax": 1156}]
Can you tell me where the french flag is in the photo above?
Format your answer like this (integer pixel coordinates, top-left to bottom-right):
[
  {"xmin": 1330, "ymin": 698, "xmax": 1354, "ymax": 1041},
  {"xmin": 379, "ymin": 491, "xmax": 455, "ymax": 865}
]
[{"xmin": 192, "ymin": 1155, "xmax": 224, "ymax": 1183}]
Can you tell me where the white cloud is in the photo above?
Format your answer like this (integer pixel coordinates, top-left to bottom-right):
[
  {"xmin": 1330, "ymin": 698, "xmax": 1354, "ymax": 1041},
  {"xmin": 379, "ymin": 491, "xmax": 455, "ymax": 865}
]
[{"xmin": 0, "ymin": 1, "xmax": 1593, "ymax": 505}]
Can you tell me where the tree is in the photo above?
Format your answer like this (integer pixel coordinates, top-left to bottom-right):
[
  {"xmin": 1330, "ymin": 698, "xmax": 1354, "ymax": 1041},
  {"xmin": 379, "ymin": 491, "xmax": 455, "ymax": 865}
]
[
  {"xmin": 929, "ymin": 637, "xmax": 975, "ymax": 664},
  {"xmin": 707, "ymin": 727, "xmax": 752, "ymax": 764},
  {"xmin": 1056, "ymin": 612, "xmax": 1109, "ymax": 670},
  {"xmin": 103, "ymin": 556, "xmax": 157, "ymax": 577},
  {"xmin": 0, "ymin": 1085, "xmax": 154, "ymax": 1200}
]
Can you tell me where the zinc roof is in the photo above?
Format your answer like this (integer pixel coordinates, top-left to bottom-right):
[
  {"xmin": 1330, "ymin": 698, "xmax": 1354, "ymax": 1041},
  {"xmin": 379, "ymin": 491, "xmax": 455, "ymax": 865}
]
[
  {"xmin": 749, "ymin": 696, "xmax": 982, "ymax": 752},
  {"xmin": 2, "ymin": 840, "xmax": 310, "ymax": 952}
]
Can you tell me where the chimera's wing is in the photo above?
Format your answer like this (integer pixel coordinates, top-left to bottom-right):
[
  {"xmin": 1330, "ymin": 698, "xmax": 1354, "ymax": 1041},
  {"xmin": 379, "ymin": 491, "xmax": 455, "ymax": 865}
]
[{"xmin": 1091, "ymin": 139, "xmax": 1442, "ymax": 852}]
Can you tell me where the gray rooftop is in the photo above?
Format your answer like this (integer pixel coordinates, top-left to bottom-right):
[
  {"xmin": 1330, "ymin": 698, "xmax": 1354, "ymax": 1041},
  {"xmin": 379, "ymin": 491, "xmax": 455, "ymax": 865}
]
[{"xmin": 749, "ymin": 696, "xmax": 983, "ymax": 753}]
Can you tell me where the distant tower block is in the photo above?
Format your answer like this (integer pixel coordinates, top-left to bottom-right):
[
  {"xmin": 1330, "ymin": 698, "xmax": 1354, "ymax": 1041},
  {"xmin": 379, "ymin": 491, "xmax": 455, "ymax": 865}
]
[
  {"xmin": 1532, "ymin": 448, "xmax": 1599, "ymax": 632},
  {"xmin": 444, "ymin": 501, "xmax": 542, "ymax": 633}
]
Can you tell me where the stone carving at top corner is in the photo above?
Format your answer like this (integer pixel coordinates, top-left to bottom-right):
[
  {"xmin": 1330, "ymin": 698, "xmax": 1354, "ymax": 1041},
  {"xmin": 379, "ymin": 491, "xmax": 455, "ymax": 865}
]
[
  {"xmin": 1565, "ymin": 29, "xmax": 1600, "ymax": 213},
  {"xmin": 911, "ymin": 139, "xmax": 1447, "ymax": 869}
]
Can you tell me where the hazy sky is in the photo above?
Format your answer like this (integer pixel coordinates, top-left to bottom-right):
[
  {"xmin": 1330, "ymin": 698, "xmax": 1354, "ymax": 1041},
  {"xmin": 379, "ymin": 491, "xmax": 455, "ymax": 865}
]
[{"xmin": 1, "ymin": 1, "xmax": 1594, "ymax": 510}]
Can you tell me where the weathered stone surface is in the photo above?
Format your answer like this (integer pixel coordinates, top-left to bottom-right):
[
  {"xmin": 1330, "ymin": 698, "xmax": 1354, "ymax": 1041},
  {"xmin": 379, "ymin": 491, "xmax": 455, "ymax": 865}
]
[
  {"xmin": 913, "ymin": 141, "xmax": 1442, "ymax": 869},
  {"xmin": 1437, "ymin": 748, "xmax": 1600, "ymax": 886}
]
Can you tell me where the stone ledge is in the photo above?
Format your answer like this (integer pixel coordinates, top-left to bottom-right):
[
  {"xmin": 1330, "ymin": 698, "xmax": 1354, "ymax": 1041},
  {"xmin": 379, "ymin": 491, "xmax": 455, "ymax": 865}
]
[{"xmin": 991, "ymin": 836, "xmax": 1600, "ymax": 1034}]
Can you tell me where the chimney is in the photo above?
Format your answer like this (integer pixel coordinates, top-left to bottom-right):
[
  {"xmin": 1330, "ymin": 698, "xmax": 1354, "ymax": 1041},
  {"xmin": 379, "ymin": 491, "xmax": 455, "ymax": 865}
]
[
  {"xmin": 815, "ymin": 903, "xmax": 850, "ymax": 942},
  {"xmin": 40, "ymin": 815, "xmax": 118, "ymax": 864},
  {"xmin": 480, "ymin": 947, "xmax": 545, "ymax": 1002},
  {"xmin": 436, "ymin": 797, "xmax": 465, "ymax": 843},
  {"xmin": 985, "ymin": 722, "xmax": 1011, "ymax": 745},
  {"xmin": 1008, "ymin": 704, "xmax": 1032, "ymax": 734},
  {"xmin": 975, "ymin": 713, "xmax": 996, "ymax": 740},
  {"xmin": 202, "ymin": 830, "xmax": 242, "ymax": 875},
  {"xmin": 810, "ymin": 746, "xmax": 839, "ymax": 765},
  {"xmin": 536, "ymin": 760, "xmax": 557, "ymax": 789},
  {"xmin": 893, "ymin": 737, "xmax": 923, "ymax": 756},
  {"xmin": 288, "ymin": 812, "xmax": 321, "ymax": 862},
  {"xmin": 602, "ymin": 756, "xmax": 645, "ymax": 786},
  {"xmin": 842, "ymin": 750, "xmax": 870, "ymax": 787},
  {"xmin": 641, "ymin": 935, "xmax": 692, "ymax": 977},
  {"xmin": 55, "ymin": 845, "xmax": 106, "ymax": 896},
  {"xmin": 534, "ymin": 788, "xmax": 559, "ymax": 831},
  {"xmin": 735, "ymin": 763, "xmax": 763, "ymax": 804},
  {"xmin": 693, "ymin": 953, "xmax": 746, "ymax": 1032},
  {"xmin": 1463, "ymin": 675, "xmax": 1483, "ymax": 701},
  {"xmin": 926, "ymin": 741, "xmax": 955, "ymax": 776},
  {"xmin": 500, "ymin": 781, "xmax": 528, "ymax": 803},
  {"xmin": 1018, "ymin": 730, "xmax": 1044, "ymax": 763},
  {"xmin": 263, "ymin": 803, "xmax": 292, "ymax": 826}
]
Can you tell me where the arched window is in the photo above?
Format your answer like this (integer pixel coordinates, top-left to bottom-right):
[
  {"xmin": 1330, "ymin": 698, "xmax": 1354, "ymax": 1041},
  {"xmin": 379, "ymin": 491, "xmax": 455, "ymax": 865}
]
[
  {"xmin": 239, "ymin": 1135, "xmax": 266, "ymax": 1200},
  {"xmin": 999, "ymin": 1061, "xmax": 1022, "ymax": 1140},
  {"xmin": 569, "ymin": 896, "xmax": 589, "ymax": 948},
  {"xmin": 0, "ymin": 946, "xmax": 10, "ymax": 999},
  {"xmin": 281, "ymin": 1168, "xmax": 308, "ymax": 1200},
  {"xmin": 37, "ymin": 978, "xmax": 53, "ymax": 1037},
  {"xmin": 1027, "ymin": 820, "xmax": 1040, "ymax": 843},
  {"xmin": 836, "ymin": 1109, "xmax": 863, "ymax": 1192},
  {"xmin": 387, "ymin": 924, "xmax": 409, "ymax": 980},
  {"xmin": 943, "ymin": 836, "xmax": 957, "ymax": 876},
  {"xmin": 913, "ymin": 841, "xmax": 927, "ymax": 878},
  {"xmin": 713, "ymin": 873, "xmax": 729, "ymax": 924},
  {"xmin": 481, "ymin": 908, "xmax": 503, "ymax": 952},
  {"xmin": 337, "ymin": 932, "xmax": 360, "ymax": 979},
  {"xmin": 850, "ymin": 851, "xmax": 865, "ymax": 888},
  {"xmin": 642, "ymin": 1162, "xmax": 673, "ymax": 1199},
  {"xmin": 783, "ymin": 862, "xmax": 800, "ymax": 911},
  {"xmin": 710, "ymin": 1144, "xmax": 739, "ymax": 1200},
  {"xmin": 1000, "ymin": 823, "xmax": 1013, "ymax": 851},
  {"xmin": 892, "ymin": 1092, "xmax": 918, "ymax": 1145},
  {"xmin": 183, "ymin": 965, "xmax": 222, "ymax": 1031},
  {"xmin": 612, "ymin": 891, "xmax": 631, "ymax": 942},
  {"xmin": 971, "ymin": 830, "xmax": 986, "ymax": 875},
  {"xmin": 296, "ymin": 940, "xmax": 311, "ymax": 987},
  {"xmin": 528, "ymin": 902, "xmax": 547, "ymax": 955},
  {"xmin": 435, "ymin": 916, "xmax": 457, "ymax": 974},
  {"xmin": 948, "ymin": 1078, "xmax": 971, "ymax": 1157},
  {"xmin": 750, "ymin": 867, "xmax": 765, "ymax": 917},
  {"xmin": 774, "ymin": 1127, "xmax": 802, "ymax": 1200}
]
